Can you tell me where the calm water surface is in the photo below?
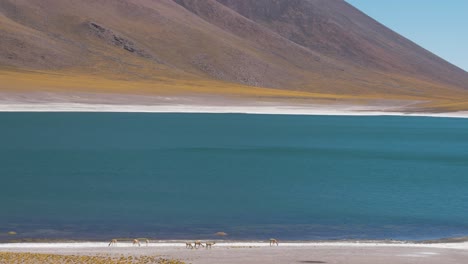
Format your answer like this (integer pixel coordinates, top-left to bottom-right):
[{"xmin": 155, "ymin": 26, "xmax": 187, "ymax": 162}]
[{"xmin": 0, "ymin": 113, "xmax": 467, "ymax": 241}]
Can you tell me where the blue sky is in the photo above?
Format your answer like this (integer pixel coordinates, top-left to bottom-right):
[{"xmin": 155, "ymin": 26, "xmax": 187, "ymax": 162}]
[{"xmin": 346, "ymin": 0, "xmax": 468, "ymax": 71}]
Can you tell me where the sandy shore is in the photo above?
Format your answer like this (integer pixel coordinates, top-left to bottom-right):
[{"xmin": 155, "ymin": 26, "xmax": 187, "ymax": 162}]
[
  {"xmin": 1, "ymin": 102, "xmax": 468, "ymax": 119},
  {"xmin": 1, "ymin": 241, "xmax": 468, "ymax": 264},
  {"xmin": 1, "ymin": 91, "xmax": 468, "ymax": 118}
]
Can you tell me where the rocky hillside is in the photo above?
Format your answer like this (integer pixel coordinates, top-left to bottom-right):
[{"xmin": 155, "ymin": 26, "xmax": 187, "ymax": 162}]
[{"xmin": 0, "ymin": 0, "xmax": 467, "ymax": 108}]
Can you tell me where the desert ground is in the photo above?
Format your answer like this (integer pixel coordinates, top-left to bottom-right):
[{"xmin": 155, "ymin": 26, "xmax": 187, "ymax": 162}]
[{"xmin": 1, "ymin": 241, "xmax": 468, "ymax": 264}]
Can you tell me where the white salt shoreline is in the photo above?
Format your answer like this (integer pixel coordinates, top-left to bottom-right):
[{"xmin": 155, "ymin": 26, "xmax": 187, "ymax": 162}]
[
  {"xmin": 1, "ymin": 241, "xmax": 467, "ymax": 250},
  {"xmin": 3, "ymin": 241, "xmax": 467, "ymax": 264},
  {"xmin": 1, "ymin": 103, "xmax": 468, "ymax": 119}
]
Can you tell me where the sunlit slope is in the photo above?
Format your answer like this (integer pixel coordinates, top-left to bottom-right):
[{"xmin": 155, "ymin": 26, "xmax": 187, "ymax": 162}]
[
  {"xmin": 214, "ymin": 0, "xmax": 467, "ymax": 88},
  {"xmin": 3, "ymin": 70, "xmax": 468, "ymax": 111},
  {"xmin": 0, "ymin": 0, "xmax": 467, "ymax": 110},
  {"xmin": 0, "ymin": 70, "xmax": 394, "ymax": 101}
]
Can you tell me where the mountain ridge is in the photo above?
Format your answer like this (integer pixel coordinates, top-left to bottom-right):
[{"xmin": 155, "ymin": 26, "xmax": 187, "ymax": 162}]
[{"xmin": 0, "ymin": 0, "xmax": 467, "ymax": 111}]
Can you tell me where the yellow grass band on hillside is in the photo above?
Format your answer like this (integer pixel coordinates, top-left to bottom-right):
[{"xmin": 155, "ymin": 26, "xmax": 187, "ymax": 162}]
[{"xmin": 1, "ymin": 69, "xmax": 467, "ymax": 112}]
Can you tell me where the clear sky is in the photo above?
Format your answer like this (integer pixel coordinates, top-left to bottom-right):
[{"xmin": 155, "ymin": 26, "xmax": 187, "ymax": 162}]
[{"xmin": 346, "ymin": 0, "xmax": 468, "ymax": 71}]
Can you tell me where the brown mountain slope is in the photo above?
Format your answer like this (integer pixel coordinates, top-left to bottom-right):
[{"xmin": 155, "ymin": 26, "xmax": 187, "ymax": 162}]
[
  {"xmin": 0, "ymin": 0, "xmax": 467, "ymax": 110},
  {"xmin": 215, "ymin": 0, "xmax": 467, "ymax": 88}
]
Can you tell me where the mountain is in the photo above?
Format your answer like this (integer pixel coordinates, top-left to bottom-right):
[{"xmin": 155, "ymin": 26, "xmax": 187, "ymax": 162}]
[{"xmin": 1, "ymin": 0, "xmax": 467, "ymax": 111}]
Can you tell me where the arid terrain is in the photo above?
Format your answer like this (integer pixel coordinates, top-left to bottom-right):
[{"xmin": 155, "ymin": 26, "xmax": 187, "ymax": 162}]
[
  {"xmin": 1, "ymin": 241, "xmax": 468, "ymax": 264},
  {"xmin": 0, "ymin": 0, "xmax": 467, "ymax": 111}
]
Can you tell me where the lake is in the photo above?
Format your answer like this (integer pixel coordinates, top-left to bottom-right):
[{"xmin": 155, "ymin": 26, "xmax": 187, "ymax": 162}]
[{"xmin": 1, "ymin": 113, "xmax": 467, "ymax": 241}]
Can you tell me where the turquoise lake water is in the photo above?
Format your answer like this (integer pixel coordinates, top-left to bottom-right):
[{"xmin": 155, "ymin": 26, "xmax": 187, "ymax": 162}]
[{"xmin": 0, "ymin": 113, "xmax": 467, "ymax": 241}]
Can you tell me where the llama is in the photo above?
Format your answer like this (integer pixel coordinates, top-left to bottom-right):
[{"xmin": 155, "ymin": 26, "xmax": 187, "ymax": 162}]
[
  {"xmin": 194, "ymin": 240, "xmax": 205, "ymax": 249},
  {"xmin": 205, "ymin": 242, "xmax": 216, "ymax": 249},
  {"xmin": 108, "ymin": 239, "xmax": 117, "ymax": 247},
  {"xmin": 269, "ymin": 238, "xmax": 279, "ymax": 246}
]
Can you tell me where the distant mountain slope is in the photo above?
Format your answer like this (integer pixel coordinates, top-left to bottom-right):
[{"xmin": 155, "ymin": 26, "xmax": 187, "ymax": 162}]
[
  {"xmin": 214, "ymin": 0, "xmax": 467, "ymax": 88},
  {"xmin": 0, "ymin": 0, "xmax": 467, "ymax": 110}
]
